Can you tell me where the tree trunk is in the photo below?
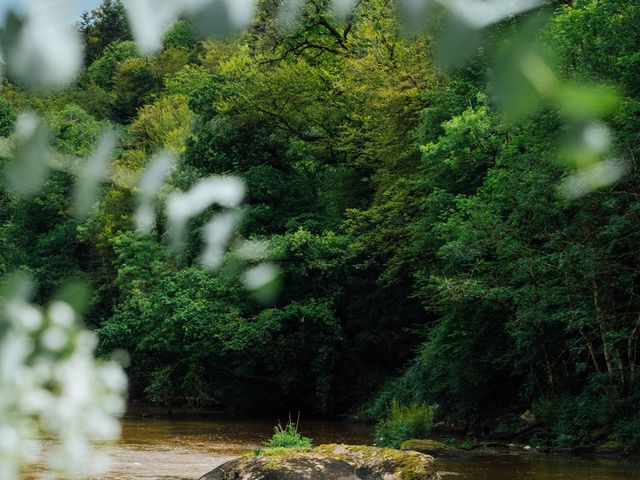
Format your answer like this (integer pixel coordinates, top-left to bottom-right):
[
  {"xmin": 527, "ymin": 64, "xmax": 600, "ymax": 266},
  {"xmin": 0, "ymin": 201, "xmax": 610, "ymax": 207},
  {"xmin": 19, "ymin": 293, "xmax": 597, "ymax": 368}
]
[
  {"xmin": 593, "ymin": 281, "xmax": 615, "ymax": 382},
  {"xmin": 580, "ymin": 326, "xmax": 602, "ymax": 373}
]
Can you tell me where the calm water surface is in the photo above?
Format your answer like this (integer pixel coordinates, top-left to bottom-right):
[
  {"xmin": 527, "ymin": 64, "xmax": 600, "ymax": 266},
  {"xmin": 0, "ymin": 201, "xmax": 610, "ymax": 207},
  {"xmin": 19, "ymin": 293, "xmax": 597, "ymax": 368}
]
[
  {"xmin": 438, "ymin": 455, "xmax": 640, "ymax": 480},
  {"xmin": 38, "ymin": 413, "xmax": 640, "ymax": 479}
]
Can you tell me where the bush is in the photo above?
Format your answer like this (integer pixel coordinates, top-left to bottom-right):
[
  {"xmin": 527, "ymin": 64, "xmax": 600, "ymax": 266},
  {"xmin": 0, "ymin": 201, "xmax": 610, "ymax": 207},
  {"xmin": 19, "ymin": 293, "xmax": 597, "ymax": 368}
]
[
  {"xmin": 265, "ymin": 421, "xmax": 313, "ymax": 449},
  {"xmin": 374, "ymin": 401, "xmax": 436, "ymax": 449},
  {"xmin": 612, "ymin": 413, "xmax": 640, "ymax": 450}
]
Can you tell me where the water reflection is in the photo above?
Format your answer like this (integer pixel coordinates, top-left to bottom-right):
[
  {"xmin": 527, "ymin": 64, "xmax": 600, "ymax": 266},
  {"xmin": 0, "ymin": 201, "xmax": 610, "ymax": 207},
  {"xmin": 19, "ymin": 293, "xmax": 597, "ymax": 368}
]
[{"xmin": 438, "ymin": 454, "xmax": 640, "ymax": 480}]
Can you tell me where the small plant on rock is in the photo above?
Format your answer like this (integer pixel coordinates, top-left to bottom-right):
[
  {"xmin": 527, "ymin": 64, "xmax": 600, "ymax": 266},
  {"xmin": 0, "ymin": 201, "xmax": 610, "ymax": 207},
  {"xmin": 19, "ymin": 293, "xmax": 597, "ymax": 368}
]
[{"xmin": 266, "ymin": 417, "xmax": 313, "ymax": 449}]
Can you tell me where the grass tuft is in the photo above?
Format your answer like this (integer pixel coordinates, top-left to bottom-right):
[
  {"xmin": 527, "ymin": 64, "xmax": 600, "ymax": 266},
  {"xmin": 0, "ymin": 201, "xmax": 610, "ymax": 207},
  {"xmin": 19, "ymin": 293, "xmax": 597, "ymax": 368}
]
[
  {"xmin": 265, "ymin": 419, "xmax": 313, "ymax": 449},
  {"xmin": 374, "ymin": 400, "xmax": 437, "ymax": 449}
]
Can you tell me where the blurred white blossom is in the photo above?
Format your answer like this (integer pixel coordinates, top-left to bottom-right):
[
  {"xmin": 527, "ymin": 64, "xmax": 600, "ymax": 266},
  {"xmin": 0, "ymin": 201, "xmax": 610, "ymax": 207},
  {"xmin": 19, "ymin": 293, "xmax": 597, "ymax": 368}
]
[
  {"xmin": 135, "ymin": 151, "xmax": 176, "ymax": 233},
  {"xmin": 0, "ymin": 277, "xmax": 127, "ymax": 480},
  {"xmin": 234, "ymin": 240, "xmax": 272, "ymax": 261},
  {"xmin": 6, "ymin": 0, "xmax": 83, "ymax": 88},
  {"xmin": 73, "ymin": 129, "xmax": 117, "ymax": 219},
  {"xmin": 123, "ymin": 0, "xmax": 256, "ymax": 54},
  {"xmin": 122, "ymin": 0, "xmax": 196, "ymax": 55},
  {"xmin": 582, "ymin": 121, "xmax": 612, "ymax": 153},
  {"xmin": 4, "ymin": 111, "xmax": 50, "ymax": 195},
  {"xmin": 225, "ymin": 0, "xmax": 256, "ymax": 28},
  {"xmin": 559, "ymin": 157, "xmax": 629, "ymax": 200},
  {"xmin": 201, "ymin": 212, "xmax": 241, "ymax": 271},
  {"xmin": 166, "ymin": 176, "xmax": 245, "ymax": 250},
  {"xmin": 332, "ymin": 0, "xmax": 359, "ymax": 19},
  {"xmin": 242, "ymin": 262, "xmax": 281, "ymax": 291},
  {"xmin": 437, "ymin": 0, "xmax": 543, "ymax": 29}
]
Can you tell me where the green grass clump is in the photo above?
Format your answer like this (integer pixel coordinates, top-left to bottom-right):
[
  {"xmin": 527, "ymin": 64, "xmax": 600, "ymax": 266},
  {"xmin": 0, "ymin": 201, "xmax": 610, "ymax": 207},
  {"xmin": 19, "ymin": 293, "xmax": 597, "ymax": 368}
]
[
  {"xmin": 374, "ymin": 400, "xmax": 436, "ymax": 449},
  {"xmin": 265, "ymin": 421, "xmax": 313, "ymax": 449}
]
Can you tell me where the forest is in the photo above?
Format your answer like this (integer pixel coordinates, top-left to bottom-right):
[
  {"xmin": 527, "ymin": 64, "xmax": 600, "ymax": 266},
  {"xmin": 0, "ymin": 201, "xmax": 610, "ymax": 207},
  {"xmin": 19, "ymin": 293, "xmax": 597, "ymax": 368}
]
[{"xmin": 0, "ymin": 0, "xmax": 639, "ymax": 455}]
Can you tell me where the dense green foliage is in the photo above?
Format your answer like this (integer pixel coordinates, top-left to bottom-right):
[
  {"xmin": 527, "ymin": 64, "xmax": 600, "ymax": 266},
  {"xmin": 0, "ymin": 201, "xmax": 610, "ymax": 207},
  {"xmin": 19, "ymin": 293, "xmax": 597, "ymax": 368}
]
[
  {"xmin": 0, "ymin": 97, "xmax": 16, "ymax": 137},
  {"xmin": 1, "ymin": 0, "xmax": 640, "ymax": 451},
  {"xmin": 374, "ymin": 401, "xmax": 436, "ymax": 449}
]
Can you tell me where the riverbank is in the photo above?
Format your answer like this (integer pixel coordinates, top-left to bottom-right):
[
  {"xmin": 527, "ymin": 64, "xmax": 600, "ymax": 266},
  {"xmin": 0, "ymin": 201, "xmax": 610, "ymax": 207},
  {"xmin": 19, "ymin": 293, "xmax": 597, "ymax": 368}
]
[
  {"xmin": 423, "ymin": 433, "xmax": 640, "ymax": 458},
  {"xmin": 404, "ymin": 437, "xmax": 640, "ymax": 460},
  {"xmin": 402, "ymin": 412, "xmax": 640, "ymax": 458}
]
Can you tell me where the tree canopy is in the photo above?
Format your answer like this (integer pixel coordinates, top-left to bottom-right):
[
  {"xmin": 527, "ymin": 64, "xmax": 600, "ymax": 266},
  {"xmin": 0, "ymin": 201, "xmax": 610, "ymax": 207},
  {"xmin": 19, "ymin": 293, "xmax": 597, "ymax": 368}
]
[{"xmin": 2, "ymin": 0, "xmax": 639, "ymax": 452}]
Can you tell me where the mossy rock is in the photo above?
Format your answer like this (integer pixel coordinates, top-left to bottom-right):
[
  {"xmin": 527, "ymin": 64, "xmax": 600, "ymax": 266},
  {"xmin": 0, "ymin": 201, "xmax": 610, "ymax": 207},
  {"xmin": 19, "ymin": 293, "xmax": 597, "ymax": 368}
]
[
  {"xmin": 316, "ymin": 444, "xmax": 439, "ymax": 480},
  {"xmin": 200, "ymin": 444, "xmax": 439, "ymax": 480},
  {"xmin": 202, "ymin": 456, "xmax": 359, "ymax": 479},
  {"xmin": 401, "ymin": 439, "xmax": 466, "ymax": 458}
]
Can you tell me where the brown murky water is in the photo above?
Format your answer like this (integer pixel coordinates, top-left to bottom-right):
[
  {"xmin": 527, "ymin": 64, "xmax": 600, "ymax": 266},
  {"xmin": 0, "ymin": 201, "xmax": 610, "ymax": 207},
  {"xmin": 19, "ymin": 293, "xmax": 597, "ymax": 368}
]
[
  {"xmin": 32, "ymin": 412, "xmax": 640, "ymax": 479},
  {"xmin": 105, "ymin": 414, "xmax": 373, "ymax": 479},
  {"xmin": 438, "ymin": 455, "xmax": 640, "ymax": 480}
]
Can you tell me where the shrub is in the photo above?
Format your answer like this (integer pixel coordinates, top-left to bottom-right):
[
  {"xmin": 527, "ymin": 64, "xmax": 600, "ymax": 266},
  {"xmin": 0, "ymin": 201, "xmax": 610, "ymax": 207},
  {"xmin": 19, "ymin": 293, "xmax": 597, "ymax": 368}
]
[
  {"xmin": 265, "ymin": 421, "xmax": 313, "ymax": 449},
  {"xmin": 612, "ymin": 414, "xmax": 640, "ymax": 450},
  {"xmin": 374, "ymin": 401, "xmax": 437, "ymax": 449}
]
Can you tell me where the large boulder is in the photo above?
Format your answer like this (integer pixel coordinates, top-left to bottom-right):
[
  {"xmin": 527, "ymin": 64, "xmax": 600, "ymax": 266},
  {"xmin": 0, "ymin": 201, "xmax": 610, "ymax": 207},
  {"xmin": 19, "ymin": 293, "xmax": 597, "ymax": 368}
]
[
  {"xmin": 200, "ymin": 444, "xmax": 439, "ymax": 480},
  {"xmin": 202, "ymin": 455, "xmax": 359, "ymax": 480}
]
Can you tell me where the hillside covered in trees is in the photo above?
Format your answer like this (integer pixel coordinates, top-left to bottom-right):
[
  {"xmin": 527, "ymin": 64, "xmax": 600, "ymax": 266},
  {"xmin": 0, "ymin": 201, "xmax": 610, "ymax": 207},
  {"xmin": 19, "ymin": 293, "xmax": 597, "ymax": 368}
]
[{"xmin": 1, "ymin": 0, "xmax": 639, "ymax": 451}]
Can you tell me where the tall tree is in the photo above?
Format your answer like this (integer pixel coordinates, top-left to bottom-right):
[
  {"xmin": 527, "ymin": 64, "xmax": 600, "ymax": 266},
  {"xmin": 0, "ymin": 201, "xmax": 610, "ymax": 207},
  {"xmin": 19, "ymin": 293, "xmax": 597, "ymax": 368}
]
[{"xmin": 80, "ymin": 0, "xmax": 132, "ymax": 64}]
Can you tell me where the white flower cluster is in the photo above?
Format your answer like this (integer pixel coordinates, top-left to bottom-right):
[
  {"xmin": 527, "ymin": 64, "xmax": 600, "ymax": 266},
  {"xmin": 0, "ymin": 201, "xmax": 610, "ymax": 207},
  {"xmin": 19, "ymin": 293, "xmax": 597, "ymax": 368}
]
[{"xmin": 0, "ymin": 283, "xmax": 127, "ymax": 479}]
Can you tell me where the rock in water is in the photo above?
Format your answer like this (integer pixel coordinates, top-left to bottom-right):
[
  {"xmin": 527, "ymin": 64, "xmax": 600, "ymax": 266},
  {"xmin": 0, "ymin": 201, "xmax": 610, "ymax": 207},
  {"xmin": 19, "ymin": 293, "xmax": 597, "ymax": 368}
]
[
  {"xmin": 200, "ymin": 444, "xmax": 439, "ymax": 479},
  {"xmin": 202, "ymin": 456, "xmax": 359, "ymax": 479},
  {"xmin": 400, "ymin": 439, "xmax": 467, "ymax": 458}
]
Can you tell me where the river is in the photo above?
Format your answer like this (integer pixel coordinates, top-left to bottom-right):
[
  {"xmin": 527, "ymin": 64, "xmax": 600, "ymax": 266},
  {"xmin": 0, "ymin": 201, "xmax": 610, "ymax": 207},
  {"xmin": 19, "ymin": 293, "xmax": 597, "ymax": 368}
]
[{"xmin": 34, "ymin": 412, "xmax": 640, "ymax": 479}]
